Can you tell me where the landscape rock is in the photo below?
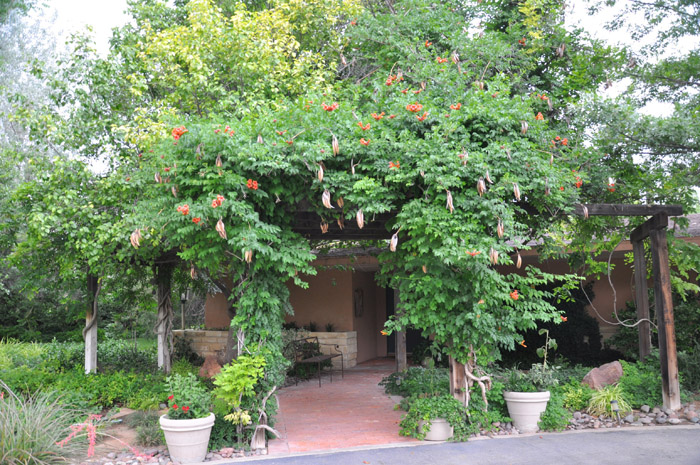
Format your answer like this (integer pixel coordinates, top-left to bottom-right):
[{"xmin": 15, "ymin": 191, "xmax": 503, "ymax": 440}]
[
  {"xmin": 690, "ymin": 417, "xmax": 699, "ymax": 423},
  {"xmin": 641, "ymin": 417, "xmax": 653, "ymax": 424},
  {"xmin": 656, "ymin": 417, "xmax": 667, "ymax": 425},
  {"xmin": 641, "ymin": 405, "xmax": 650, "ymax": 413},
  {"xmin": 582, "ymin": 361, "xmax": 624, "ymax": 389},
  {"xmin": 198, "ymin": 355, "xmax": 222, "ymax": 378},
  {"xmin": 624, "ymin": 414, "xmax": 635, "ymax": 423},
  {"xmin": 669, "ymin": 418, "xmax": 681, "ymax": 425}
]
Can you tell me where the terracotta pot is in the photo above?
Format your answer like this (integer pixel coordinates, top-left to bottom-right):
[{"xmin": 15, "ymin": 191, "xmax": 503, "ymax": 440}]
[
  {"xmin": 503, "ymin": 391, "xmax": 550, "ymax": 434},
  {"xmin": 159, "ymin": 413, "xmax": 215, "ymax": 464},
  {"xmin": 418, "ymin": 418, "xmax": 454, "ymax": 441}
]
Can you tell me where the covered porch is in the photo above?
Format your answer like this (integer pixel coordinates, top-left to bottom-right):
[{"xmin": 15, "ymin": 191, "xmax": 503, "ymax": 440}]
[{"xmin": 267, "ymin": 357, "xmax": 418, "ymax": 454}]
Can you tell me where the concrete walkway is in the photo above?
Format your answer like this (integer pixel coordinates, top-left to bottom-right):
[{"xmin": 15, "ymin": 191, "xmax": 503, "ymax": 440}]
[
  {"xmin": 212, "ymin": 425, "xmax": 700, "ymax": 465},
  {"xmin": 267, "ymin": 358, "xmax": 417, "ymax": 454}
]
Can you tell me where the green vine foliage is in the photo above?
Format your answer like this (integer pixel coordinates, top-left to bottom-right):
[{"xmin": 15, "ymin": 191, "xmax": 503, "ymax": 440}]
[
  {"xmin": 116, "ymin": 0, "xmax": 613, "ymax": 392},
  {"xmin": 11, "ymin": 0, "xmax": 676, "ymax": 408}
]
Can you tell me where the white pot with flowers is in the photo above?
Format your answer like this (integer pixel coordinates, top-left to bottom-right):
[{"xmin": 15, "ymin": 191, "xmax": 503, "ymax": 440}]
[
  {"xmin": 503, "ymin": 329, "xmax": 559, "ymax": 434},
  {"xmin": 159, "ymin": 373, "xmax": 214, "ymax": 464}
]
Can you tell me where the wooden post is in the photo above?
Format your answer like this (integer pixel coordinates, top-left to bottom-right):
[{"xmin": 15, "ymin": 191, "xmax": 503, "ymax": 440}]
[
  {"xmin": 449, "ymin": 356, "xmax": 468, "ymax": 405},
  {"xmin": 155, "ymin": 264, "xmax": 174, "ymax": 374},
  {"xmin": 84, "ymin": 274, "xmax": 99, "ymax": 374},
  {"xmin": 394, "ymin": 290, "xmax": 407, "ymax": 371},
  {"xmin": 632, "ymin": 239, "xmax": 652, "ymax": 361},
  {"xmin": 395, "ymin": 330, "xmax": 407, "ymax": 372},
  {"xmin": 649, "ymin": 215, "xmax": 681, "ymax": 410}
]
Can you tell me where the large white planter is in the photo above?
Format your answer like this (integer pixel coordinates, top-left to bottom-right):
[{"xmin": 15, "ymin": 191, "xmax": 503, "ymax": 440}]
[
  {"xmin": 418, "ymin": 418, "xmax": 454, "ymax": 441},
  {"xmin": 160, "ymin": 413, "xmax": 215, "ymax": 464},
  {"xmin": 504, "ymin": 391, "xmax": 550, "ymax": 434}
]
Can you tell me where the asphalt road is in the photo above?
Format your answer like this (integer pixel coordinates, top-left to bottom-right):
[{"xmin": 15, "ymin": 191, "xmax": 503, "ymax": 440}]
[{"xmin": 211, "ymin": 425, "xmax": 700, "ymax": 465}]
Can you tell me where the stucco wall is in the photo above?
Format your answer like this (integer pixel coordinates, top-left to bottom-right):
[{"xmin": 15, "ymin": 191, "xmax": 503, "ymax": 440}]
[
  {"xmin": 352, "ymin": 271, "xmax": 379, "ymax": 364},
  {"xmin": 286, "ymin": 269, "xmax": 353, "ymax": 331}
]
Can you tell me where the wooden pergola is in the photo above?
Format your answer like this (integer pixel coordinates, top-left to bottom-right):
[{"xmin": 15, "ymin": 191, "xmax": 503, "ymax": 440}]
[
  {"xmin": 294, "ymin": 203, "xmax": 683, "ymax": 409},
  {"xmin": 82, "ymin": 204, "xmax": 683, "ymax": 409}
]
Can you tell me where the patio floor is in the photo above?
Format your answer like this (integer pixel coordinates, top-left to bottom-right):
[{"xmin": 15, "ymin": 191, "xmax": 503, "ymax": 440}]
[{"xmin": 267, "ymin": 358, "xmax": 419, "ymax": 455}]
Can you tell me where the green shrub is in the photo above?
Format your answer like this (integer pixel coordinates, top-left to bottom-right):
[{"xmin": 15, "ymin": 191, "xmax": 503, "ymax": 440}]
[
  {"xmin": 126, "ymin": 411, "xmax": 163, "ymax": 447},
  {"xmin": 173, "ymin": 336, "xmax": 205, "ymax": 366},
  {"xmin": 171, "ymin": 358, "xmax": 199, "ymax": 377},
  {"xmin": 561, "ymin": 379, "xmax": 594, "ymax": 411},
  {"xmin": 0, "ymin": 383, "xmax": 87, "ymax": 464},
  {"xmin": 0, "ymin": 339, "xmax": 46, "ymax": 370},
  {"xmin": 539, "ymin": 386, "xmax": 570, "ymax": 431},
  {"xmin": 2, "ymin": 367, "xmax": 166, "ymax": 412},
  {"xmin": 587, "ymin": 384, "xmax": 632, "ymax": 417},
  {"xmin": 399, "ymin": 394, "xmax": 469, "ymax": 441},
  {"xmin": 379, "ymin": 367, "xmax": 449, "ymax": 398},
  {"xmin": 618, "ymin": 355, "xmax": 663, "ymax": 407},
  {"xmin": 679, "ymin": 341, "xmax": 700, "ymax": 393}
]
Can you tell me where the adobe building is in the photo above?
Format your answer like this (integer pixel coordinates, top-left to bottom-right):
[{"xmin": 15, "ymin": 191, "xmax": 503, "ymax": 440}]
[{"xmin": 176, "ymin": 214, "xmax": 700, "ymax": 367}]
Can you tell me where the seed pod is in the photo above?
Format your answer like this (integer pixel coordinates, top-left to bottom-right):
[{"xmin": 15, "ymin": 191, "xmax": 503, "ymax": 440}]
[
  {"xmin": 489, "ymin": 247, "xmax": 499, "ymax": 265},
  {"xmin": 521, "ymin": 121, "xmax": 529, "ymax": 135},
  {"xmin": 332, "ymin": 135, "xmax": 339, "ymax": 156},
  {"xmin": 516, "ymin": 251, "xmax": 522, "ymax": 269},
  {"xmin": 477, "ymin": 178, "xmax": 486, "ymax": 196},
  {"xmin": 190, "ymin": 264, "xmax": 197, "ymax": 280},
  {"xmin": 244, "ymin": 249, "xmax": 253, "ymax": 263},
  {"xmin": 257, "ymin": 134, "xmax": 263, "ymax": 144},
  {"xmin": 557, "ymin": 43, "xmax": 566, "ymax": 57},
  {"xmin": 505, "ymin": 147, "xmax": 512, "ymax": 161},
  {"xmin": 420, "ymin": 170, "xmax": 425, "ymax": 177},
  {"xmin": 452, "ymin": 52, "xmax": 460, "ymax": 64},
  {"xmin": 337, "ymin": 217, "xmax": 344, "ymax": 229},
  {"xmin": 129, "ymin": 229, "xmax": 141, "ymax": 249},
  {"xmin": 390, "ymin": 232, "xmax": 399, "ymax": 252},
  {"xmin": 545, "ymin": 178, "xmax": 551, "ymax": 196},
  {"xmin": 422, "ymin": 265, "xmax": 427, "ymax": 273},
  {"xmin": 547, "ymin": 98, "xmax": 553, "ymax": 111},
  {"xmin": 155, "ymin": 172, "xmax": 162, "ymax": 183},
  {"xmin": 550, "ymin": 153, "xmax": 554, "ymax": 165},
  {"xmin": 513, "ymin": 182, "xmax": 521, "ymax": 201},
  {"xmin": 215, "ymin": 154, "xmax": 222, "ymax": 168},
  {"xmin": 582, "ymin": 205, "xmax": 589, "ymax": 220},
  {"xmin": 485, "ymin": 170, "xmax": 494, "ymax": 184},
  {"xmin": 322, "ymin": 189, "xmax": 333, "ymax": 209},
  {"xmin": 320, "ymin": 221, "xmax": 329, "ymax": 233},
  {"xmin": 171, "ymin": 186, "xmax": 178, "ymax": 198},
  {"xmin": 356, "ymin": 209, "xmax": 365, "ymax": 229},
  {"xmin": 476, "ymin": 81, "xmax": 484, "ymax": 90},
  {"xmin": 215, "ymin": 218, "xmax": 227, "ymax": 239},
  {"xmin": 446, "ymin": 190, "xmax": 454, "ymax": 213},
  {"xmin": 420, "ymin": 81, "xmax": 426, "ymax": 90},
  {"xmin": 397, "ymin": 69, "xmax": 403, "ymax": 80},
  {"xmin": 497, "ymin": 218, "xmax": 504, "ymax": 239},
  {"xmin": 337, "ymin": 196, "xmax": 344, "ymax": 208},
  {"xmin": 317, "ymin": 164, "xmax": 324, "ymax": 183},
  {"xmin": 341, "ymin": 54, "xmax": 347, "ymax": 66}
]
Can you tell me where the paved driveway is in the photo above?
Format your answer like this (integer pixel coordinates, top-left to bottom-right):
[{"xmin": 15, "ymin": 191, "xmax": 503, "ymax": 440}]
[{"xmin": 212, "ymin": 425, "xmax": 700, "ymax": 465}]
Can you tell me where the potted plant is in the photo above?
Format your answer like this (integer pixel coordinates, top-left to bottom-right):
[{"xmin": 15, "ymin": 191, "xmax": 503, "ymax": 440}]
[
  {"xmin": 503, "ymin": 329, "xmax": 559, "ymax": 434},
  {"xmin": 159, "ymin": 372, "xmax": 214, "ymax": 464},
  {"xmin": 399, "ymin": 394, "xmax": 466, "ymax": 441}
]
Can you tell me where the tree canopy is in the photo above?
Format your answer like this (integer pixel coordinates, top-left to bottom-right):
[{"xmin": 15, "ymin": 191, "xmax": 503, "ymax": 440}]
[{"xmin": 3, "ymin": 0, "xmax": 700, "ymax": 403}]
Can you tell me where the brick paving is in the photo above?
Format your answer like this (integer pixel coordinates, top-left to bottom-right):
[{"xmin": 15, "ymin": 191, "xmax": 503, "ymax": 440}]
[{"xmin": 267, "ymin": 358, "xmax": 418, "ymax": 454}]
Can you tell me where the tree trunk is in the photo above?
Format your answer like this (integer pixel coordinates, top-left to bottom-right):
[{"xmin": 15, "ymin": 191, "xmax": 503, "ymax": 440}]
[
  {"xmin": 83, "ymin": 273, "xmax": 100, "ymax": 374},
  {"xmin": 156, "ymin": 263, "xmax": 175, "ymax": 374},
  {"xmin": 449, "ymin": 356, "xmax": 468, "ymax": 406}
]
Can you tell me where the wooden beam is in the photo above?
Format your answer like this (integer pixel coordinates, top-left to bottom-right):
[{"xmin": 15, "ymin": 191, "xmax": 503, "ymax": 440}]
[
  {"xmin": 574, "ymin": 204, "xmax": 683, "ymax": 217},
  {"xmin": 632, "ymin": 239, "xmax": 652, "ymax": 361},
  {"xmin": 630, "ymin": 213, "xmax": 669, "ymax": 243},
  {"xmin": 649, "ymin": 217, "xmax": 681, "ymax": 410}
]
